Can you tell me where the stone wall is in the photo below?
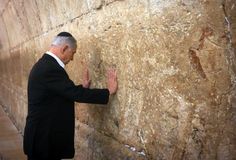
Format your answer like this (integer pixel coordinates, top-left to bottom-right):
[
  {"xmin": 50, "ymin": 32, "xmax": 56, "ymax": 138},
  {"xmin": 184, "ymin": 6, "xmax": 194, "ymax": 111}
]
[{"xmin": 0, "ymin": 0, "xmax": 235, "ymax": 159}]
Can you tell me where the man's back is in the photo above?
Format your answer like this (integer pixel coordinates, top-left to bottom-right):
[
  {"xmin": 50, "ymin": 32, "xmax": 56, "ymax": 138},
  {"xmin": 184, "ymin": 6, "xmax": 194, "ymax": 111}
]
[
  {"xmin": 24, "ymin": 54, "xmax": 76, "ymax": 159},
  {"xmin": 23, "ymin": 32, "xmax": 117, "ymax": 160}
]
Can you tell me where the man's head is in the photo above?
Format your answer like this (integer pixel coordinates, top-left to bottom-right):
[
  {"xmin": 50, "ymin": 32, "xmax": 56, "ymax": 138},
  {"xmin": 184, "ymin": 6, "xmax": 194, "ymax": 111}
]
[{"xmin": 50, "ymin": 32, "xmax": 77, "ymax": 65}]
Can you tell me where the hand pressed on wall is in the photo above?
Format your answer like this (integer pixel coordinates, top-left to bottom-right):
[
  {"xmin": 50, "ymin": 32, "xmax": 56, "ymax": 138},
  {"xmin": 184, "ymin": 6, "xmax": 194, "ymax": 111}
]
[
  {"xmin": 24, "ymin": 32, "xmax": 113, "ymax": 160},
  {"xmin": 107, "ymin": 68, "xmax": 118, "ymax": 95},
  {"xmin": 82, "ymin": 66, "xmax": 118, "ymax": 94},
  {"xmin": 82, "ymin": 67, "xmax": 91, "ymax": 88}
]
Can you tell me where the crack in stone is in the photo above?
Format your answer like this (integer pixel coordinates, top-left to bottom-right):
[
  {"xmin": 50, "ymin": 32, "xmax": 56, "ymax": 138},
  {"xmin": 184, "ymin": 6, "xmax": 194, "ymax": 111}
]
[
  {"xmin": 222, "ymin": 2, "xmax": 233, "ymax": 45},
  {"xmin": 0, "ymin": 103, "xmax": 23, "ymax": 135},
  {"xmin": 189, "ymin": 48, "xmax": 207, "ymax": 79},
  {"xmin": 221, "ymin": 0, "xmax": 236, "ymax": 75},
  {"xmin": 87, "ymin": 125, "xmax": 148, "ymax": 159}
]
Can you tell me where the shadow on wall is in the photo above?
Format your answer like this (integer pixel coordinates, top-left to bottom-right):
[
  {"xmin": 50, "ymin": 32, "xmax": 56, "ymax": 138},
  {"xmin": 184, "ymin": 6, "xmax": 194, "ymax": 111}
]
[{"xmin": 0, "ymin": 154, "xmax": 6, "ymax": 160}]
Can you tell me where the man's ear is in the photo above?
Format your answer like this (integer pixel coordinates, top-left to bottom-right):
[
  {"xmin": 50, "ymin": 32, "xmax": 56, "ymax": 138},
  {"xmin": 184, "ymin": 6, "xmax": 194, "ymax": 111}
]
[{"xmin": 62, "ymin": 45, "xmax": 68, "ymax": 53}]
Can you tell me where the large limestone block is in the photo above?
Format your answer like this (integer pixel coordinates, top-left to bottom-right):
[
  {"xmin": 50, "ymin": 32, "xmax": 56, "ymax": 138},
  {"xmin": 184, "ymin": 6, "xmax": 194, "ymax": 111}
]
[
  {"xmin": 71, "ymin": 0, "xmax": 236, "ymax": 159},
  {"xmin": 0, "ymin": 0, "xmax": 235, "ymax": 159},
  {"xmin": 34, "ymin": 0, "xmax": 103, "ymax": 32},
  {"xmin": 20, "ymin": 0, "xmax": 43, "ymax": 38},
  {"xmin": 2, "ymin": 1, "xmax": 25, "ymax": 47},
  {"xmin": 20, "ymin": 40, "xmax": 38, "ymax": 90}
]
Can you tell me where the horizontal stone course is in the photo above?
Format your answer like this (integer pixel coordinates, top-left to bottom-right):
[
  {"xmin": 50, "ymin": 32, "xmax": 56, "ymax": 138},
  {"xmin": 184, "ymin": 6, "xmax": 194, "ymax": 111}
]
[{"xmin": 0, "ymin": 0, "xmax": 235, "ymax": 159}]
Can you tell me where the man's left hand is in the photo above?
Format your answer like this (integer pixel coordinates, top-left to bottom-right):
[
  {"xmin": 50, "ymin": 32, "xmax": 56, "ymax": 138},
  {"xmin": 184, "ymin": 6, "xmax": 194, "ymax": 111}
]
[{"xmin": 82, "ymin": 67, "xmax": 91, "ymax": 88}]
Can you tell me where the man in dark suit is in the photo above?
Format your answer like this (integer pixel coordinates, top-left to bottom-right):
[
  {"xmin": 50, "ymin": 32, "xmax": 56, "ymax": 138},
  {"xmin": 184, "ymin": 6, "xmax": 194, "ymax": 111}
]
[{"xmin": 23, "ymin": 32, "xmax": 118, "ymax": 160}]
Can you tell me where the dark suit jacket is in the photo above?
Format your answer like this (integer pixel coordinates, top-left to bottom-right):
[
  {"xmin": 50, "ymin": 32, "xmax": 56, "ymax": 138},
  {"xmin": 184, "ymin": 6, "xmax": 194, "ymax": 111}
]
[{"xmin": 23, "ymin": 54, "xmax": 109, "ymax": 159}]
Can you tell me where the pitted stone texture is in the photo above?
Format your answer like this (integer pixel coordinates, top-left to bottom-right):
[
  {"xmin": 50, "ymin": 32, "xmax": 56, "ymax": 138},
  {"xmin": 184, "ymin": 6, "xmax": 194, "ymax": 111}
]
[
  {"xmin": 0, "ymin": 0, "xmax": 235, "ymax": 159},
  {"xmin": 73, "ymin": 0, "xmax": 236, "ymax": 159}
]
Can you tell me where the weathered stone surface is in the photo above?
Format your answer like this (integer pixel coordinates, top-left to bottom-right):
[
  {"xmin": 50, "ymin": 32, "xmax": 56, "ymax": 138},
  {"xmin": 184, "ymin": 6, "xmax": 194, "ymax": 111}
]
[
  {"xmin": 75, "ymin": 121, "xmax": 147, "ymax": 160},
  {"xmin": 0, "ymin": 0, "xmax": 235, "ymax": 159},
  {"xmin": 2, "ymin": 1, "xmax": 29, "ymax": 47},
  {"xmin": 0, "ymin": 17, "xmax": 9, "ymax": 51},
  {"xmin": 0, "ymin": 0, "xmax": 9, "ymax": 15}
]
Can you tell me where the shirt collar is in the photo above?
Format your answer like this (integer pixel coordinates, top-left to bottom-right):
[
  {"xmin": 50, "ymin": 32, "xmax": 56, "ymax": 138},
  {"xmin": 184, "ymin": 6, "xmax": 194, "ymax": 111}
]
[{"xmin": 46, "ymin": 51, "xmax": 65, "ymax": 68}]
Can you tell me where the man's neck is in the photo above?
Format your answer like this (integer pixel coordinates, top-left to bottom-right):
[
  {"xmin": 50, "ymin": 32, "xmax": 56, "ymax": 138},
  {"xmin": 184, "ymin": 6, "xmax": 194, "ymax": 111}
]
[{"xmin": 46, "ymin": 51, "xmax": 65, "ymax": 68}]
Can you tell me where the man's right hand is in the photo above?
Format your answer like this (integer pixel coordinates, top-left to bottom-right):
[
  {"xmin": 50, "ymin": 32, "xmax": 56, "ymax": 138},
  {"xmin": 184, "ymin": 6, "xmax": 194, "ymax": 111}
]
[{"xmin": 107, "ymin": 68, "xmax": 118, "ymax": 95}]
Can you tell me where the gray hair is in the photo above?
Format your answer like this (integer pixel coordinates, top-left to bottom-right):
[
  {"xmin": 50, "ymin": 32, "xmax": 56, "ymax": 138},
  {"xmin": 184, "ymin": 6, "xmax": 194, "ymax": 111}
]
[{"xmin": 51, "ymin": 36, "xmax": 77, "ymax": 49}]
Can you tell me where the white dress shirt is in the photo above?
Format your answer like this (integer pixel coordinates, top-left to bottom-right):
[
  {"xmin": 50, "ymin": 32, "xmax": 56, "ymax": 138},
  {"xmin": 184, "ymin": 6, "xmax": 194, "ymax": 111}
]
[{"xmin": 46, "ymin": 51, "xmax": 65, "ymax": 68}]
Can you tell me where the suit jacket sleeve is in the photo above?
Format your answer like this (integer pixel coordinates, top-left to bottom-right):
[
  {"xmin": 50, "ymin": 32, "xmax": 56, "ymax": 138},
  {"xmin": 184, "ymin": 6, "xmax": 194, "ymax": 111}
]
[{"xmin": 44, "ymin": 67, "xmax": 109, "ymax": 104}]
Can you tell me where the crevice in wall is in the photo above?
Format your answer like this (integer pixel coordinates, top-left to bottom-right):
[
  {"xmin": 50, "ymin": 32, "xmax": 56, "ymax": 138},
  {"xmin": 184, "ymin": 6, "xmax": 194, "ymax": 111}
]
[
  {"xmin": 221, "ymin": 0, "xmax": 236, "ymax": 74},
  {"xmin": 222, "ymin": 1, "xmax": 233, "ymax": 46},
  {"xmin": 0, "ymin": 102, "xmax": 23, "ymax": 136}
]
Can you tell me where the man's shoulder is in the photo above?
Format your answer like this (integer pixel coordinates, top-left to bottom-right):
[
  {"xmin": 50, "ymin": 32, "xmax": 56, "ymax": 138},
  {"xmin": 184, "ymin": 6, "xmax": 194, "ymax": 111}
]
[
  {"xmin": 30, "ymin": 54, "xmax": 62, "ymax": 75},
  {"xmin": 39, "ymin": 54, "xmax": 61, "ymax": 67}
]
